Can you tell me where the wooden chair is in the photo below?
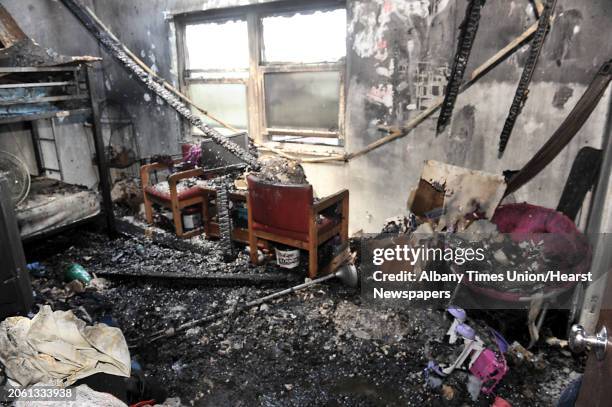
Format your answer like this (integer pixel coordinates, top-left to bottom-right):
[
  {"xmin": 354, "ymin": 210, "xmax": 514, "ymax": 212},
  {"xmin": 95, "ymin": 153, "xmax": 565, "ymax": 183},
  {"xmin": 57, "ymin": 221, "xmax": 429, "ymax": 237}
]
[
  {"xmin": 141, "ymin": 161, "xmax": 209, "ymax": 239},
  {"xmin": 246, "ymin": 175, "xmax": 349, "ymax": 278},
  {"xmin": 141, "ymin": 142, "xmax": 249, "ymax": 239}
]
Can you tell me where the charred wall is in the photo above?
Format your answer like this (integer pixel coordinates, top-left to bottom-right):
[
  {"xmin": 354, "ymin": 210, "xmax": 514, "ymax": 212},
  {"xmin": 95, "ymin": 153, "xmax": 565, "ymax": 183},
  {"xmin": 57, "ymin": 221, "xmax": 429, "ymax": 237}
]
[
  {"xmin": 304, "ymin": 0, "xmax": 611, "ymax": 233},
  {"xmin": 1, "ymin": 0, "xmax": 609, "ymax": 232},
  {"xmin": 89, "ymin": 0, "xmax": 612, "ymax": 232},
  {"xmin": 0, "ymin": 0, "xmax": 104, "ymax": 187}
]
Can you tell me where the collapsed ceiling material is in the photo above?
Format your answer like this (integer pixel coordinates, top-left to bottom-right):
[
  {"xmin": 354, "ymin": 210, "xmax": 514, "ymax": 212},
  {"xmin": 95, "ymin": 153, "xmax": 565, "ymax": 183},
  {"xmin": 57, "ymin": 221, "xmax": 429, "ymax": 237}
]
[
  {"xmin": 498, "ymin": 0, "xmax": 557, "ymax": 158},
  {"xmin": 0, "ymin": 5, "xmax": 100, "ymax": 67},
  {"xmin": 436, "ymin": 0, "xmax": 486, "ymax": 135},
  {"xmin": 59, "ymin": 0, "xmax": 260, "ymax": 170}
]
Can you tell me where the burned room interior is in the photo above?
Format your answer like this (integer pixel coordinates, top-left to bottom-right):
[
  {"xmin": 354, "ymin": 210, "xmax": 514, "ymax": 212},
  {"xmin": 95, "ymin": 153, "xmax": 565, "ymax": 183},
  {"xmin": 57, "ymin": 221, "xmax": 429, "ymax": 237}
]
[{"xmin": 0, "ymin": 0, "xmax": 611, "ymax": 406}]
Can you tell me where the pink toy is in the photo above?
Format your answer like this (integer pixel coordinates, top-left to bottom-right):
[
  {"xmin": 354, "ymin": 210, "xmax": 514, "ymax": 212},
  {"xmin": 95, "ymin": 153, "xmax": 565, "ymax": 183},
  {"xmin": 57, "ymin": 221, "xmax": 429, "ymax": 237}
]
[
  {"xmin": 469, "ymin": 348, "xmax": 508, "ymax": 394},
  {"xmin": 492, "ymin": 396, "xmax": 512, "ymax": 407}
]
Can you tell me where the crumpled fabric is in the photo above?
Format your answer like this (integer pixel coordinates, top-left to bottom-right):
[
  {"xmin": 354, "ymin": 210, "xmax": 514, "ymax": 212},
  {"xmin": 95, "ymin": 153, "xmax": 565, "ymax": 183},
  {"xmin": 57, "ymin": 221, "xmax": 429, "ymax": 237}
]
[{"xmin": 0, "ymin": 305, "xmax": 130, "ymax": 387}]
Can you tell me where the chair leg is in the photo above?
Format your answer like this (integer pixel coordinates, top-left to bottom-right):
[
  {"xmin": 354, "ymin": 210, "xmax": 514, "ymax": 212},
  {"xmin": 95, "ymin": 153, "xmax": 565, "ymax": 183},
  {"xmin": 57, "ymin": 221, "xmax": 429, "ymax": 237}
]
[
  {"xmin": 202, "ymin": 201, "xmax": 211, "ymax": 236},
  {"xmin": 308, "ymin": 245, "xmax": 318, "ymax": 279},
  {"xmin": 172, "ymin": 203, "xmax": 184, "ymax": 238},
  {"xmin": 143, "ymin": 194, "xmax": 154, "ymax": 224},
  {"xmin": 341, "ymin": 196, "xmax": 349, "ymax": 244},
  {"xmin": 249, "ymin": 234, "xmax": 259, "ymax": 265}
]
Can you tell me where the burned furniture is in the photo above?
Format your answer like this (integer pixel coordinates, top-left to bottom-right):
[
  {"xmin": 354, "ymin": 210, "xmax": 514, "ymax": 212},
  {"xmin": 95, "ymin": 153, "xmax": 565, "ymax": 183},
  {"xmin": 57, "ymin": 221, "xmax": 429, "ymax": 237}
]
[
  {"xmin": 0, "ymin": 177, "xmax": 33, "ymax": 319},
  {"xmin": 0, "ymin": 64, "xmax": 115, "ymax": 239},
  {"xmin": 141, "ymin": 150, "xmax": 210, "ymax": 239},
  {"xmin": 17, "ymin": 178, "xmax": 101, "ymax": 238},
  {"xmin": 246, "ymin": 175, "xmax": 349, "ymax": 278},
  {"xmin": 199, "ymin": 187, "xmax": 249, "ymax": 244},
  {"xmin": 141, "ymin": 143, "xmax": 249, "ymax": 240}
]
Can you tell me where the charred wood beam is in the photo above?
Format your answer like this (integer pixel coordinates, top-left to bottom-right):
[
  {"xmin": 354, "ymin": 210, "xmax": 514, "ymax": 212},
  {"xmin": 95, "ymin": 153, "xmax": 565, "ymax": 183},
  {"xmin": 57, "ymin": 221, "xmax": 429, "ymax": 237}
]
[
  {"xmin": 97, "ymin": 270, "xmax": 300, "ymax": 287},
  {"xmin": 436, "ymin": 0, "xmax": 486, "ymax": 135},
  {"xmin": 0, "ymin": 5, "xmax": 27, "ymax": 48},
  {"xmin": 60, "ymin": 0, "xmax": 260, "ymax": 169},
  {"xmin": 498, "ymin": 0, "xmax": 557, "ymax": 158}
]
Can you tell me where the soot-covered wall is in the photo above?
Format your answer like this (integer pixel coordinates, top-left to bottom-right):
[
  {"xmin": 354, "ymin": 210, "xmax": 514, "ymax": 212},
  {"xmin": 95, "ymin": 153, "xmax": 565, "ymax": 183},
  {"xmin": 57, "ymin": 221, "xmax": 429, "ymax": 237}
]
[
  {"xmin": 308, "ymin": 0, "xmax": 612, "ymax": 233},
  {"xmin": 95, "ymin": 0, "xmax": 612, "ymax": 232},
  {"xmin": 3, "ymin": 0, "xmax": 610, "ymax": 233},
  {"xmin": 0, "ymin": 0, "xmax": 103, "ymax": 187}
]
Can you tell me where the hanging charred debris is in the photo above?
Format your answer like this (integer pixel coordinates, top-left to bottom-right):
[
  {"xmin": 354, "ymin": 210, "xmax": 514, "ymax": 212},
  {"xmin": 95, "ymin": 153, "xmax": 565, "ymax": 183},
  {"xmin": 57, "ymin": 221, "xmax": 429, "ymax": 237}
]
[
  {"xmin": 498, "ymin": 0, "xmax": 558, "ymax": 157},
  {"xmin": 0, "ymin": 4, "xmax": 99, "ymax": 67},
  {"xmin": 436, "ymin": 0, "xmax": 486, "ymax": 135},
  {"xmin": 59, "ymin": 0, "xmax": 259, "ymax": 169}
]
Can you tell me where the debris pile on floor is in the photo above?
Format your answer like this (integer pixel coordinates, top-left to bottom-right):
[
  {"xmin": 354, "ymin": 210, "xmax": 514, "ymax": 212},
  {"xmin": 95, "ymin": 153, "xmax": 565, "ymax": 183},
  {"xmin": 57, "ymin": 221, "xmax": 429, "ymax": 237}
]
[
  {"xmin": 39, "ymin": 230, "xmax": 297, "ymax": 278},
  {"xmin": 14, "ymin": 225, "xmax": 586, "ymax": 406}
]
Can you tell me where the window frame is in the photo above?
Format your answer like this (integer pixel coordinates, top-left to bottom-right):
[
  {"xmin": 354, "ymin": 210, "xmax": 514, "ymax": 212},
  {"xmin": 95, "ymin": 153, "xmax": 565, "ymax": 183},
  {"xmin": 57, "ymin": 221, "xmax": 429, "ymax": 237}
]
[
  {"xmin": 176, "ymin": 0, "xmax": 346, "ymax": 147},
  {"xmin": 181, "ymin": 15, "xmax": 250, "ymax": 134}
]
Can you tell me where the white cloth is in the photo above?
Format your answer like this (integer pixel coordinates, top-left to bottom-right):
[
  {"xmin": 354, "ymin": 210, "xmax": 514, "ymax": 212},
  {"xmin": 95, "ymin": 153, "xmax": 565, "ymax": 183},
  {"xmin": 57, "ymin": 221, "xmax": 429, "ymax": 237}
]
[
  {"xmin": 0, "ymin": 306, "xmax": 130, "ymax": 387},
  {"xmin": 15, "ymin": 384, "xmax": 128, "ymax": 407}
]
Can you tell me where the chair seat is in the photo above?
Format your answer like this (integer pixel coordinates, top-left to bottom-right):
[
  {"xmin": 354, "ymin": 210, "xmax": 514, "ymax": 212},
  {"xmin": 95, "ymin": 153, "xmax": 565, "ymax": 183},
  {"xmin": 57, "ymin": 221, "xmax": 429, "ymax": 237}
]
[
  {"xmin": 252, "ymin": 216, "xmax": 337, "ymax": 242},
  {"xmin": 144, "ymin": 183, "xmax": 204, "ymax": 202}
]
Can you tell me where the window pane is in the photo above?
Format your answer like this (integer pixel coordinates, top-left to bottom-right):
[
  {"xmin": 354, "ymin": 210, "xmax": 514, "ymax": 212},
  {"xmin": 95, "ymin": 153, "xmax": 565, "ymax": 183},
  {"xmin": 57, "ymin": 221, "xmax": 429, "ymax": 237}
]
[
  {"xmin": 189, "ymin": 83, "xmax": 248, "ymax": 131},
  {"xmin": 265, "ymin": 71, "xmax": 340, "ymax": 130},
  {"xmin": 262, "ymin": 9, "xmax": 346, "ymax": 64},
  {"xmin": 185, "ymin": 20, "xmax": 249, "ymax": 70}
]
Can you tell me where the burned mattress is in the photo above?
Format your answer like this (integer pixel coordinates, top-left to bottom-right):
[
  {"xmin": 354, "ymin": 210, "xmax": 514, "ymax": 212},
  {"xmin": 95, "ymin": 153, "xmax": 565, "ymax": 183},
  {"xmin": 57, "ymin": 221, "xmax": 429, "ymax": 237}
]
[{"xmin": 16, "ymin": 178, "xmax": 100, "ymax": 239}]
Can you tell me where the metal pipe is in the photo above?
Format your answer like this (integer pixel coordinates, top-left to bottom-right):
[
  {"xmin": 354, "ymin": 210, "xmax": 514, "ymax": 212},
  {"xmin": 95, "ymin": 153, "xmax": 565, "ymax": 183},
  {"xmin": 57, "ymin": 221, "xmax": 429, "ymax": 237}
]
[{"xmin": 139, "ymin": 266, "xmax": 356, "ymax": 345}]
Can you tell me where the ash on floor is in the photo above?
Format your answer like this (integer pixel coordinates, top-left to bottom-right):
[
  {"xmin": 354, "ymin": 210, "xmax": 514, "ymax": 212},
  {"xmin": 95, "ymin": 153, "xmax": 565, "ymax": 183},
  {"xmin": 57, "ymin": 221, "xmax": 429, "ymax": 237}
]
[{"xmin": 24, "ymin": 227, "xmax": 584, "ymax": 406}]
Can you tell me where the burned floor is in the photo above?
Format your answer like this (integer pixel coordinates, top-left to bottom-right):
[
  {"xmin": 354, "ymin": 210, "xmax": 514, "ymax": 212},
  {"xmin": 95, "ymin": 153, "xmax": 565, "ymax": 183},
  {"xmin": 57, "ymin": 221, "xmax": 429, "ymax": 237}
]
[
  {"xmin": 20, "ymin": 222, "xmax": 585, "ymax": 407},
  {"xmin": 2, "ymin": 0, "xmax": 611, "ymax": 405}
]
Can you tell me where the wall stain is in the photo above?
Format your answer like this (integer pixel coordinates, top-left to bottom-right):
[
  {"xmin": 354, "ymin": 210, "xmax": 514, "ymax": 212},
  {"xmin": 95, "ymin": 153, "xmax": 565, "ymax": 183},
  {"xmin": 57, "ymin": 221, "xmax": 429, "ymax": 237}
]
[
  {"xmin": 545, "ymin": 8, "xmax": 583, "ymax": 66},
  {"xmin": 552, "ymin": 85, "xmax": 574, "ymax": 109}
]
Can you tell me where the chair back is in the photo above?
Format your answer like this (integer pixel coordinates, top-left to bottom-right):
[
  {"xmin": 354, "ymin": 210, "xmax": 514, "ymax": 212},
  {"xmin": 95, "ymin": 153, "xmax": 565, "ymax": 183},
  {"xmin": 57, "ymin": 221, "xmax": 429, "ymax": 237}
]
[{"xmin": 247, "ymin": 175, "xmax": 313, "ymax": 235}]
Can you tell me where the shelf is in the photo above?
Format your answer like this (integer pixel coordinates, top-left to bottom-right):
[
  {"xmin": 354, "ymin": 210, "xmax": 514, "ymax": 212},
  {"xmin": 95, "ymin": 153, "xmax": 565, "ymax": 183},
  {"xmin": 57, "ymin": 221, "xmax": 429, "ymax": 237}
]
[
  {"xmin": 0, "ymin": 94, "xmax": 89, "ymax": 106},
  {"xmin": 0, "ymin": 81, "xmax": 76, "ymax": 89},
  {"xmin": 0, "ymin": 67, "xmax": 78, "ymax": 73},
  {"xmin": 0, "ymin": 107, "xmax": 92, "ymax": 124}
]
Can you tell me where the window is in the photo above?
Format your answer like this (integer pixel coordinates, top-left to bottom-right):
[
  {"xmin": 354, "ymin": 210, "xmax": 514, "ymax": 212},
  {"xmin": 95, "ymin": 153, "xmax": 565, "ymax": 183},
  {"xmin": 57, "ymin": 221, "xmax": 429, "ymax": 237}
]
[
  {"xmin": 180, "ymin": 3, "xmax": 346, "ymax": 146},
  {"xmin": 261, "ymin": 9, "xmax": 346, "ymax": 64},
  {"xmin": 184, "ymin": 19, "xmax": 249, "ymax": 135}
]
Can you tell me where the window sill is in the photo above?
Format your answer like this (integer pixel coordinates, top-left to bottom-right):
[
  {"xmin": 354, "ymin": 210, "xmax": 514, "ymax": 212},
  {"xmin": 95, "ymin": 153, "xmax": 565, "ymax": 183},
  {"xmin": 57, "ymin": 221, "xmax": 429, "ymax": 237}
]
[{"xmin": 261, "ymin": 140, "xmax": 346, "ymax": 160}]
